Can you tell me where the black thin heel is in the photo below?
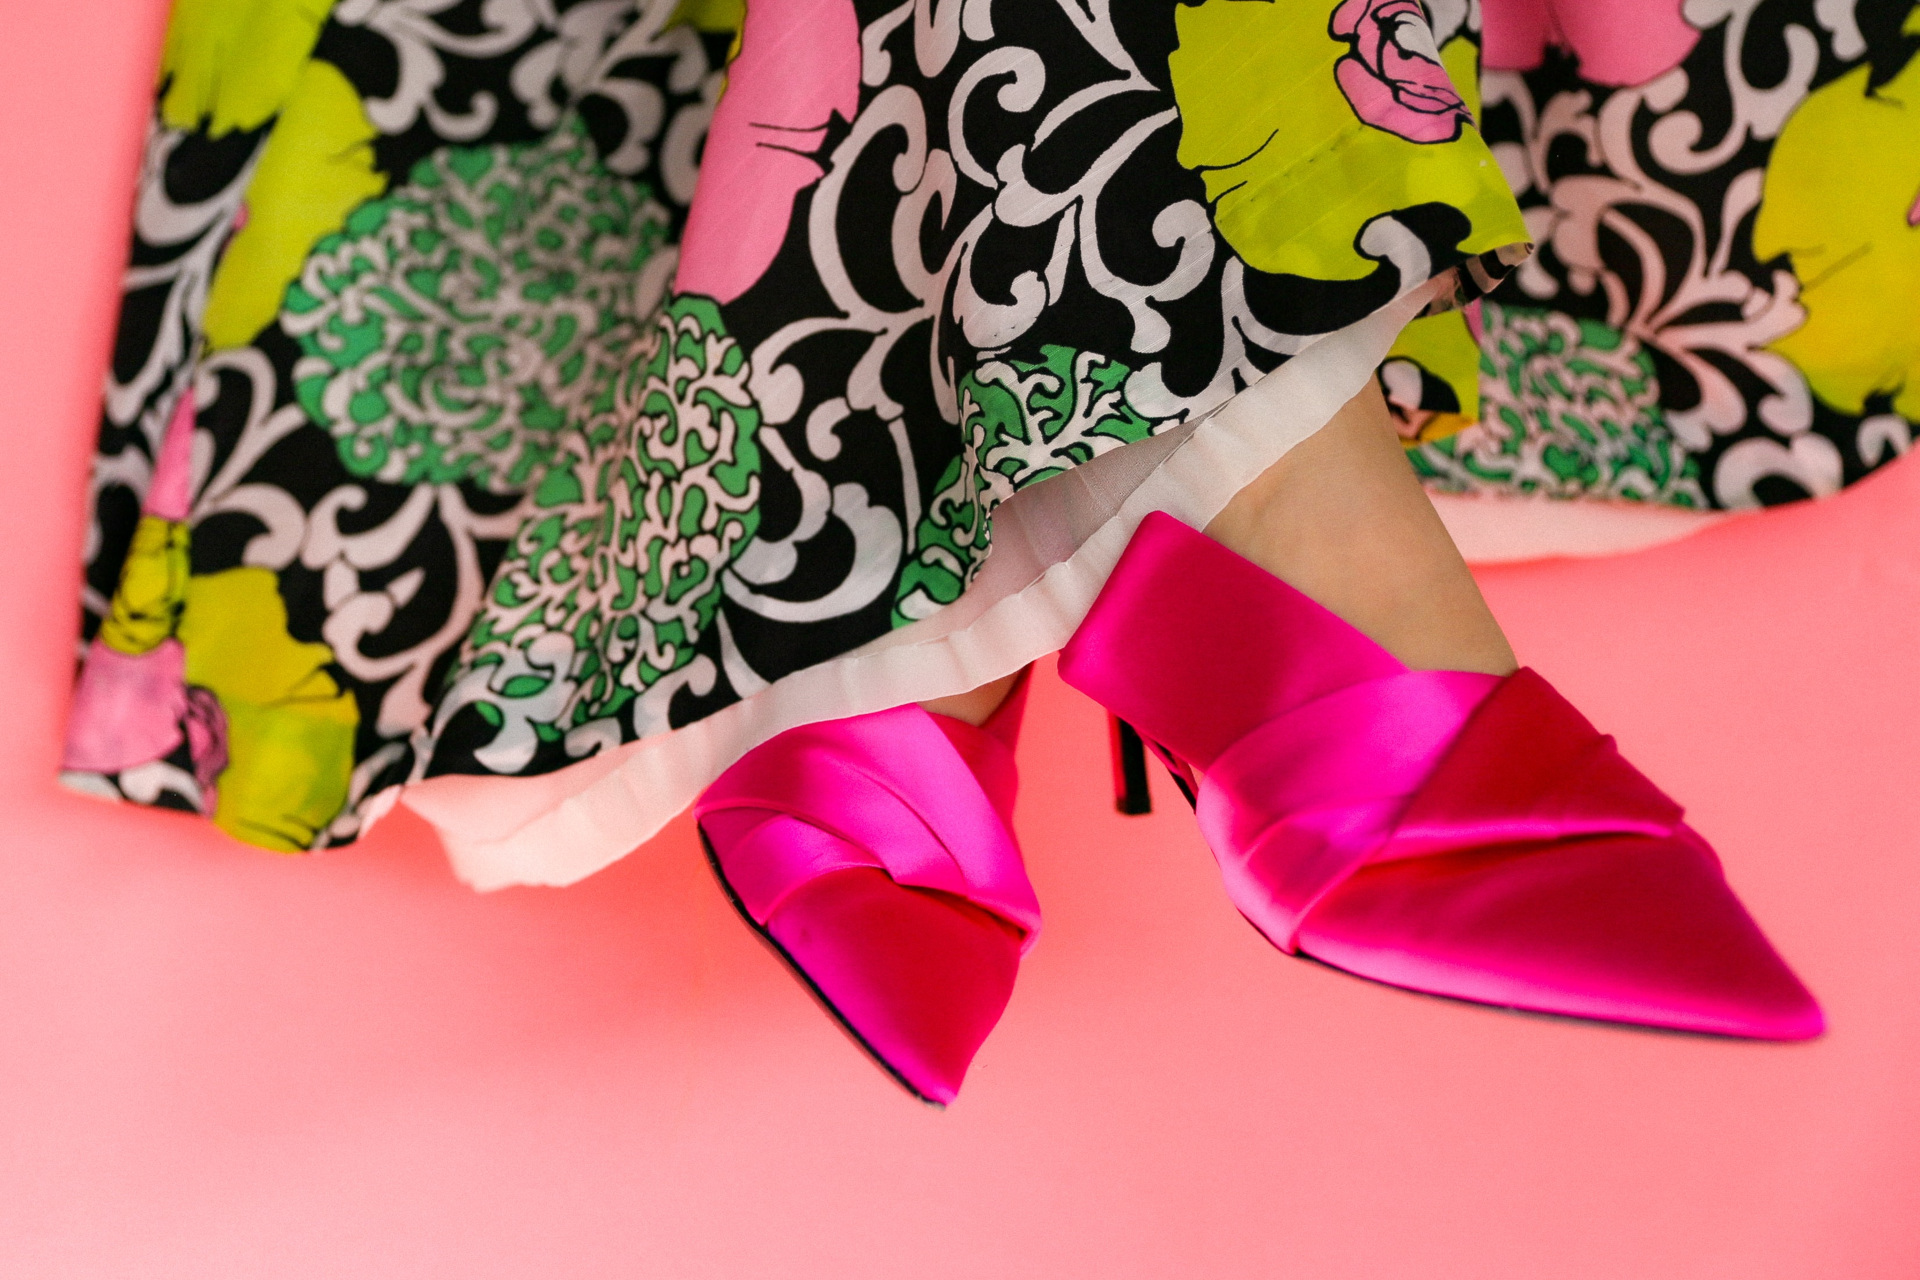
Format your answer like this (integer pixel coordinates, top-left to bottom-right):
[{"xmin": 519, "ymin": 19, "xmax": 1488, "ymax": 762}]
[{"xmin": 1109, "ymin": 714, "xmax": 1152, "ymax": 815}]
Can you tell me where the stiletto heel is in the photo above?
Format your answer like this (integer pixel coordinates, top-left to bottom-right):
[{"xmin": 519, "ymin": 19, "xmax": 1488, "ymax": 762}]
[
  {"xmin": 1060, "ymin": 513, "xmax": 1822, "ymax": 1040},
  {"xmin": 1110, "ymin": 716, "xmax": 1152, "ymax": 816},
  {"xmin": 694, "ymin": 670, "xmax": 1039, "ymax": 1104}
]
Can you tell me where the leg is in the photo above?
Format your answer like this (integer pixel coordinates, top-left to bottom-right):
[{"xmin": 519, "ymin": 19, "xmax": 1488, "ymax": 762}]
[
  {"xmin": 1203, "ymin": 379, "xmax": 1516, "ymax": 677},
  {"xmin": 928, "ymin": 379, "xmax": 1505, "ymax": 723}
]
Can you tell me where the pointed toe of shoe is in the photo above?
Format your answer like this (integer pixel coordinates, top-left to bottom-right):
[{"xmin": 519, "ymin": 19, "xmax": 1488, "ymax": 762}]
[
  {"xmin": 1297, "ymin": 829, "xmax": 1824, "ymax": 1040},
  {"xmin": 765, "ymin": 868, "xmax": 1025, "ymax": 1104}
]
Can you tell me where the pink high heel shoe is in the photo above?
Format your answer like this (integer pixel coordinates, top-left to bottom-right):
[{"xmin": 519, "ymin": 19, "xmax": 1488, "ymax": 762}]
[
  {"xmin": 1062, "ymin": 513, "xmax": 1822, "ymax": 1039},
  {"xmin": 693, "ymin": 672, "xmax": 1039, "ymax": 1104}
]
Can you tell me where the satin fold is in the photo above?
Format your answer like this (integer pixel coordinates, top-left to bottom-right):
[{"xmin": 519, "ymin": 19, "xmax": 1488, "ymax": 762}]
[
  {"xmin": 1197, "ymin": 668, "xmax": 1500, "ymax": 951},
  {"xmin": 693, "ymin": 682, "xmax": 1040, "ymax": 947},
  {"xmin": 1060, "ymin": 511, "xmax": 1823, "ymax": 1040}
]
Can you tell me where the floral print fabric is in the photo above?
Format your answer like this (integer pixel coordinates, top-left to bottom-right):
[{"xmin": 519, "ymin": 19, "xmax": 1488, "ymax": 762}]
[
  {"xmin": 67, "ymin": 0, "xmax": 1529, "ymax": 851},
  {"xmin": 1390, "ymin": 0, "xmax": 1920, "ymax": 509},
  {"xmin": 72, "ymin": 0, "xmax": 1919, "ymax": 856}
]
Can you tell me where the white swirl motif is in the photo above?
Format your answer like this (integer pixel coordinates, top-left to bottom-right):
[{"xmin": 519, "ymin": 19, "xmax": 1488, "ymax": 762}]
[
  {"xmin": 1484, "ymin": 0, "xmax": 1828, "ymax": 501},
  {"xmin": 736, "ymin": 0, "xmax": 1212, "ymax": 627}
]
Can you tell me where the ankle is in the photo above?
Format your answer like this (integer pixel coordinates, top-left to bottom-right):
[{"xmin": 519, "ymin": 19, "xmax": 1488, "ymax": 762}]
[{"xmin": 1203, "ymin": 382, "xmax": 1517, "ymax": 677}]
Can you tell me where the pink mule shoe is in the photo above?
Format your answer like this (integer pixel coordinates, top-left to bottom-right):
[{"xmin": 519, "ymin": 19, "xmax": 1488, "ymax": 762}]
[
  {"xmin": 1060, "ymin": 513, "xmax": 1822, "ymax": 1040},
  {"xmin": 693, "ymin": 673, "xmax": 1040, "ymax": 1105}
]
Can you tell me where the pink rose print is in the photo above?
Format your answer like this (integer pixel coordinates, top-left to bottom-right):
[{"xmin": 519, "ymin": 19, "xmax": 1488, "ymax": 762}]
[
  {"xmin": 675, "ymin": 0, "xmax": 862, "ymax": 304},
  {"xmin": 1331, "ymin": 0, "xmax": 1473, "ymax": 144},
  {"xmin": 183, "ymin": 685, "xmax": 230, "ymax": 805},
  {"xmin": 62, "ymin": 389, "xmax": 200, "ymax": 777},
  {"xmin": 1481, "ymin": 0, "xmax": 1699, "ymax": 87},
  {"xmin": 145, "ymin": 382, "xmax": 197, "ymax": 521},
  {"xmin": 64, "ymin": 639, "xmax": 192, "ymax": 773}
]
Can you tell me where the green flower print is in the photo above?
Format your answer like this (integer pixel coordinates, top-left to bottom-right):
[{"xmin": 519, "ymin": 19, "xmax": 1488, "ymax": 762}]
[
  {"xmin": 284, "ymin": 117, "xmax": 673, "ymax": 495},
  {"xmin": 895, "ymin": 346, "xmax": 1168, "ymax": 624},
  {"xmin": 1408, "ymin": 303, "xmax": 1705, "ymax": 506},
  {"xmin": 454, "ymin": 294, "xmax": 762, "ymax": 744}
]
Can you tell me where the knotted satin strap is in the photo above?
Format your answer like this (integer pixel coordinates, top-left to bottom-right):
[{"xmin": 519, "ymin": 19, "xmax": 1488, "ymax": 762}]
[
  {"xmin": 1197, "ymin": 667, "xmax": 1686, "ymax": 953},
  {"xmin": 694, "ymin": 706, "xmax": 1042, "ymax": 948},
  {"xmin": 1378, "ymin": 668, "xmax": 1686, "ymax": 862}
]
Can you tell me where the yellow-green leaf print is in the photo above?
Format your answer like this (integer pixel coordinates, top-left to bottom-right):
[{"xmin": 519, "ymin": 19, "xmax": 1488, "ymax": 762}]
[
  {"xmin": 1382, "ymin": 306, "xmax": 1480, "ymax": 442},
  {"xmin": 202, "ymin": 59, "xmax": 385, "ymax": 351},
  {"xmin": 179, "ymin": 568, "xmax": 359, "ymax": 853},
  {"xmin": 1439, "ymin": 34, "xmax": 1480, "ymax": 123},
  {"xmin": 1168, "ymin": 2, "xmax": 1525, "ymax": 281},
  {"xmin": 673, "ymin": 0, "xmax": 745, "ymax": 63},
  {"xmin": 159, "ymin": 0, "xmax": 335, "ymax": 136},
  {"xmin": 672, "ymin": 0, "xmax": 744, "ymax": 37},
  {"xmin": 97, "ymin": 516, "xmax": 191, "ymax": 656},
  {"xmin": 1754, "ymin": 18, "xmax": 1920, "ymax": 421}
]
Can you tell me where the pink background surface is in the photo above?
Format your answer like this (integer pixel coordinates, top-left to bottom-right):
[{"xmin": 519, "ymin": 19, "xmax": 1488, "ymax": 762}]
[{"xmin": 4, "ymin": 5, "xmax": 1917, "ymax": 1276}]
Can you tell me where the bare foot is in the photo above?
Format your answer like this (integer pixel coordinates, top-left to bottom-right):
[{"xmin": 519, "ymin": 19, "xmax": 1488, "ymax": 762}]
[{"xmin": 1202, "ymin": 380, "xmax": 1517, "ymax": 676}]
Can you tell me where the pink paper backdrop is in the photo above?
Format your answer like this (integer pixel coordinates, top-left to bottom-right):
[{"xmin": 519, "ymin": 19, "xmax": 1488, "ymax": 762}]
[{"xmin": 3, "ymin": 5, "xmax": 1916, "ymax": 1276}]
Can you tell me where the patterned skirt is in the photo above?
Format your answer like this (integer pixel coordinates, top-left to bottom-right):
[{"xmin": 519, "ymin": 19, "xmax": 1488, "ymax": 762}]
[{"xmin": 64, "ymin": 0, "xmax": 1916, "ymax": 886}]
